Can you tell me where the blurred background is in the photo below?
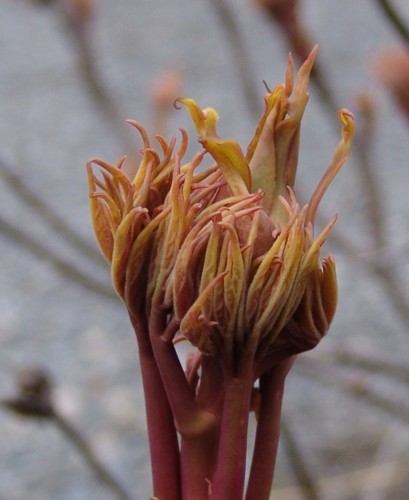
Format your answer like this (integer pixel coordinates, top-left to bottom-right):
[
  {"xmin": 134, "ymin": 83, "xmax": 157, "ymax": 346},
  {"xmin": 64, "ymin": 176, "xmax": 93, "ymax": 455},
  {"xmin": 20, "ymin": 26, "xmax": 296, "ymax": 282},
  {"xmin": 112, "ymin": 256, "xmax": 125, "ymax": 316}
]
[{"xmin": 1, "ymin": 0, "xmax": 409, "ymax": 499}]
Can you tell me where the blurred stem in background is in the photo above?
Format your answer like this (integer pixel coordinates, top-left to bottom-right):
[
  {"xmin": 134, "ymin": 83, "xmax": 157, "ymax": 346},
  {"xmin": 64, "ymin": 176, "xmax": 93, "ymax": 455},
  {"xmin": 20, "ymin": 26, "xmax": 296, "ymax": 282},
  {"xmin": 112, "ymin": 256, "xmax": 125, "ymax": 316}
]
[
  {"xmin": 376, "ymin": 0, "xmax": 409, "ymax": 45},
  {"xmin": 1, "ymin": 367, "xmax": 132, "ymax": 500}
]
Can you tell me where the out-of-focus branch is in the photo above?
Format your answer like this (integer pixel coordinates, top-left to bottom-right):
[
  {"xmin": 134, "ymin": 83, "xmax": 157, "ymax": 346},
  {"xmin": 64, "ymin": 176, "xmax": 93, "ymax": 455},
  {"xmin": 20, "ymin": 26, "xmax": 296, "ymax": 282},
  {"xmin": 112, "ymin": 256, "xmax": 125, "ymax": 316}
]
[
  {"xmin": 253, "ymin": 0, "xmax": 339, "ymax": 117},
  {"xmin": 375, "ymin": 0, "xmax": 409, "ymax": 45},
  {"xmin": 0, "ymin": 154, "xmax": 106, "ymax": 268},
  {"xmin": 317, "ymin": 349, "xmax": 409, "ymax": 383},
  {"xmin": 281, "ymin": 420, "xmax": 322, "ymax": 500},
  {"xmin": 295, "ymin": 357, "xmax": 409, "ymax": 426},
  {"xmin": 30, "ymin": 0, "xmax": 138, "ymax": 156},
  {"xmin": 325, "ymin": 219, "xmax": 409, "ymax": 326},
  {"xmin": 1, "ymin": 367, "xmax": 131, "ymax": 500},
  {"xmin": 359, "ymin": 427, "xmax": 406, "ymax": 500},
  {"xmin": 354, "ymin": 93, "xmax": 386, "ymax": 248},
  {"xmin": 52, "ymin": 407, "xmax": 132, "ymax": 500},
  {"xmin": 0, "ymin": 214, "xmax": 116, "ymax": 300},
  {"xmin": 272, "ymin": 458, "xmax": 409, "ymax": 499},
  {"xmin": 208, "ymin": 0, "xmax": 261, "ymax": 119}
]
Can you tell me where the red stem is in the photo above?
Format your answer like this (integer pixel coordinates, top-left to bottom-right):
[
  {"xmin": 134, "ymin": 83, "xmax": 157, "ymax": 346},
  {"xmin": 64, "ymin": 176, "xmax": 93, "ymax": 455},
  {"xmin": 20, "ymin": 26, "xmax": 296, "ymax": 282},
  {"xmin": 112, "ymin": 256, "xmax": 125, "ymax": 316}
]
[
  {"xmin": 148, "ymin": 309, "xmax": 220, "ymax": 499},
  {"xmin": 180, "ymin": 430, "xmax": 219, "ymax": 500},
  {"xmin": 148, "ymin": 310, "xmax": 217, "ymax": 437},
  {"xmin": 245, "ymin": 358, "xmax": 295, "ymax": 500},
  {"xmin": 129, "ymin": 314, "xmax": 181, "ymax": 500},
  {"xmin": 180, "ymin": 356, "xmax": 224, "ymax": 500},
  {"xmin": 209, "ymin": 369, "xmax": 254, "ymax": 500}
]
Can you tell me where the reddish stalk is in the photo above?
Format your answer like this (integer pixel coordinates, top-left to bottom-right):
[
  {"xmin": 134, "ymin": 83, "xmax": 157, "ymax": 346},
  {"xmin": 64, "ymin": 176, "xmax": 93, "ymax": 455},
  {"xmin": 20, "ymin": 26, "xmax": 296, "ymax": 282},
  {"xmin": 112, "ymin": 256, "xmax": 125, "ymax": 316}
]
[
  {"xmin": 180, "ymin": 430, "xmax": 219, "ymax": 500},
  {"xmin": 129, "ymin": 314, "xmax": 181, "ymax": 500},
  {"xmin": 246, "ymin": 358, "xmax": 294, "ymax": 500},
  {"xmin": 179, "ymin": 356, "xmax": 224, "ymax": 498},
  {"xmin": 148, "ymin": 311, "xmax": 218, "ymax": 436},
  {"xmin": 210, "ymin": 366, "xmax": 254, "ymax": 500},
  {"xmin": 148, "ymin": 308, "xmax": 220, "ymax": 499}
]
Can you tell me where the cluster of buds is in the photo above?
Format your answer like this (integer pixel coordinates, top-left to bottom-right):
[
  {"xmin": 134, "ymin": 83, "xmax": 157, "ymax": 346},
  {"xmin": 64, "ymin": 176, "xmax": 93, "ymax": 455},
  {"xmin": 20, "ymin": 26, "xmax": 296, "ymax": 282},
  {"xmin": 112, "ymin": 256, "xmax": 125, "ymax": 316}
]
[{"xmin": 87, "ymin": 47, "xmax": 354, "ymax": 500}]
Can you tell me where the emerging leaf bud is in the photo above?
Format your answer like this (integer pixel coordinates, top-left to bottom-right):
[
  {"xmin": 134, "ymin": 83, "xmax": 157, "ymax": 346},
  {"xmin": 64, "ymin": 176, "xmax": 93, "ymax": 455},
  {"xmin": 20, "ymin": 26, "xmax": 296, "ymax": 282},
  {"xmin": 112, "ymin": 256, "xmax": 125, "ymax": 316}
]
[{"xmin": 87, "ymin": 48, "xmax": 354, "ymax": 375}]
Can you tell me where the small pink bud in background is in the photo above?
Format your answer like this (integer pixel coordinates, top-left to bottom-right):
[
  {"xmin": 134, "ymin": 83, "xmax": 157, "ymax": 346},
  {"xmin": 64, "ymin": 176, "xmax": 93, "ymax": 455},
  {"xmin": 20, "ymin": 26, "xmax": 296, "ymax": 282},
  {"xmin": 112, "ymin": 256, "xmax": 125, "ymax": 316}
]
[{"xmin": 373, "ymin": 49, "xmax": 409, "ymax": 121}]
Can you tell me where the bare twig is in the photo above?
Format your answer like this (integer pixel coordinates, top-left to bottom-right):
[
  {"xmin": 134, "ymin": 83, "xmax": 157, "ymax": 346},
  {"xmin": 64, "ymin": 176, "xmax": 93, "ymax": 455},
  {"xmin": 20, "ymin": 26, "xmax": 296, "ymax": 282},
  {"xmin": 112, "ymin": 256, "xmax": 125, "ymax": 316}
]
[
  {"xmin": 207, "ymin": 0, "xmax": 261, "ymax": 119},
  {"xmin": 316, "ymin": 218, "xmax": 409, "ymax": 326},
  {"xmin": 375, "ymin": 0, "xmax": 409, "ymax": 45},
  {"xmin": 254, "ymin": 0, "xmax": 339, "ymax": 117},
  {"xmin": 318, "ymin": 349, "xmax": 409, "ymax": 383},
  {"xmin": 271, "ymin": 458, "xmax": 409, "ymax": 500},
  {"xmin": 359, "ymin": 427, "xmax": 406, "ymax": 500},
  {"xmin": 1, "ymin": 367, "xmax": 132, "ymax": 500},
  {"xmin": 0, "ymin": 154, "xmax": 106, "ymax": 268},
  {"xmin": 0, "ymin": 215, "xmax": 116, "ymax": 300},
  {"xmin": 281, "ymin": 419, "xmax": 322, "ymax": 500},
  {"xmin": 52, "ymin": 407, "xmax": 132, "ymax": 500},
  {"xmin": 354, "ymin": 93, "xmax": 386, "ymax": 248},
  {"xmin": 51, "ymin": 0, "xmax": 138, "ymax": 156},
  {"xmin": 295, "ymin": 357, "xmax": 409, "ymax": 426}
]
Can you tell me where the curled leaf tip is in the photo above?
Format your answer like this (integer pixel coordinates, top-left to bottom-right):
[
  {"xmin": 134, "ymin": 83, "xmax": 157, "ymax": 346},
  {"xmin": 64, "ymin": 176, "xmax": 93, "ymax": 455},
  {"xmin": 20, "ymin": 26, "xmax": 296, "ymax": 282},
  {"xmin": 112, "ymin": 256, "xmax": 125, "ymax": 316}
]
[
  {"xmin": 306, "ymin": 108, "xmax": 355, "ymax": 225},
  {"xmin": 173, "ymin": 98, "xmax": 183, "ymax": 110},
  {"xmin": 339, "ymin": 108, "xmax": 355, "ymax": 138},
  {"xmin": 176, "ymin": 98, "xmax": 219, "ymax": 138}
]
